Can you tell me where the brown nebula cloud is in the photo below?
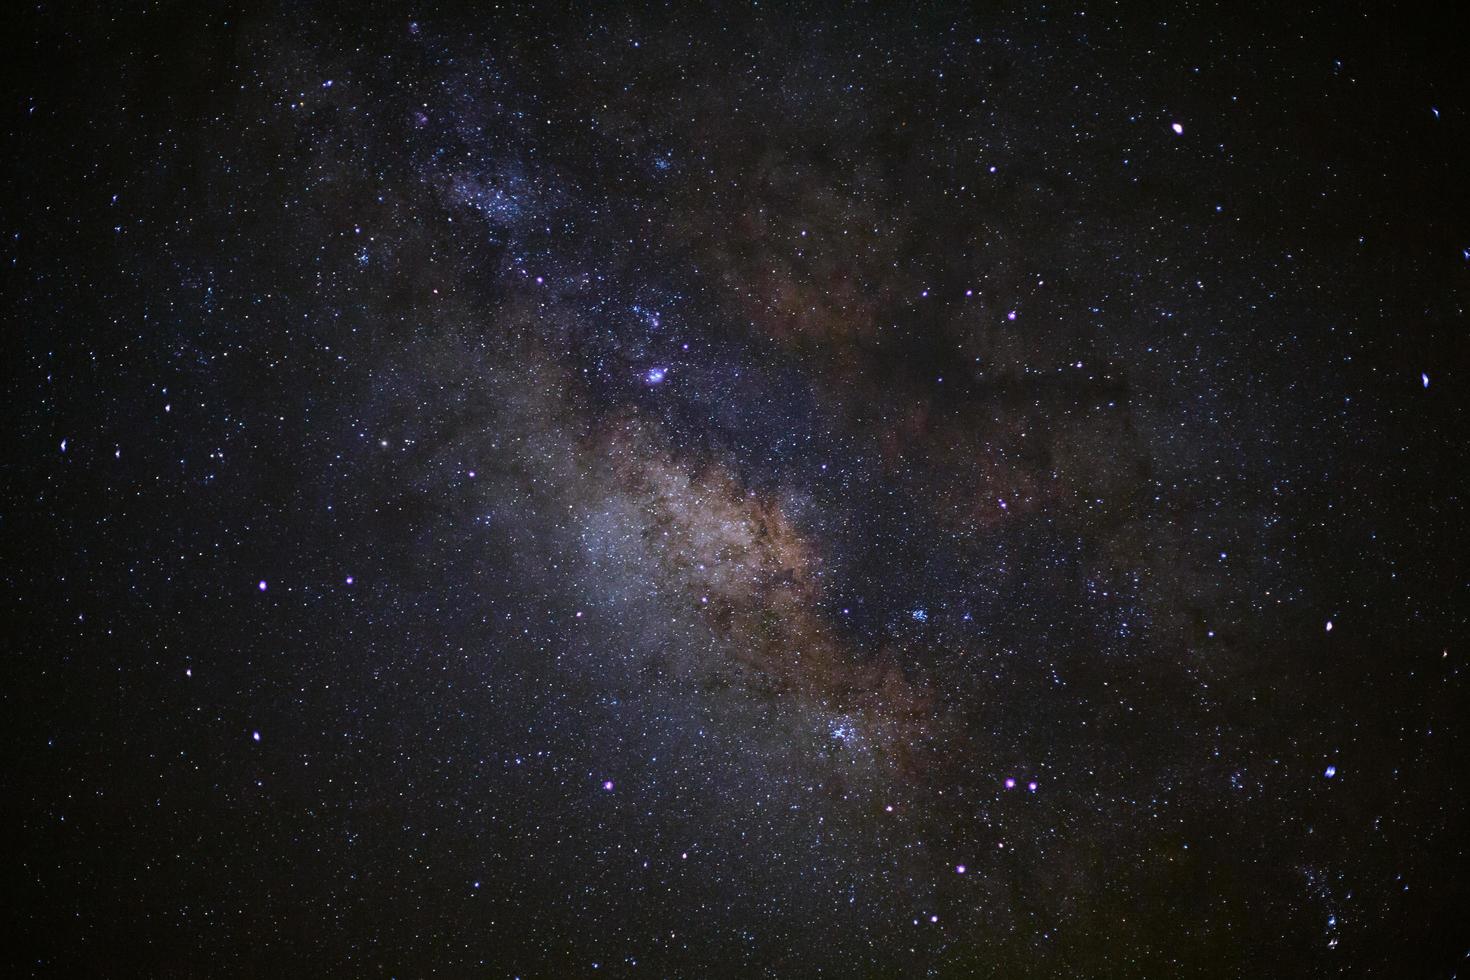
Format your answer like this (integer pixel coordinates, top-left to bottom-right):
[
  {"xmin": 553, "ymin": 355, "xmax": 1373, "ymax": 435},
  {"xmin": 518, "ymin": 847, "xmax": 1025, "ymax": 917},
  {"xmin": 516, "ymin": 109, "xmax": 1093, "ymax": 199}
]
[{"xmin": 585, "ymin": 413, "xmax": 963, "ymax": 787}]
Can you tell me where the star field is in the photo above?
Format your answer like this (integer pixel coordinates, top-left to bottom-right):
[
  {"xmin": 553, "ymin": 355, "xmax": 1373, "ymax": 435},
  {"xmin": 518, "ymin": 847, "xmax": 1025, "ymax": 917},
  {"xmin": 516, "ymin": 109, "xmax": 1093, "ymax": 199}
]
[{"xmin": 6, "ymin": 2, "xmax": 1470, "ymax": 976}]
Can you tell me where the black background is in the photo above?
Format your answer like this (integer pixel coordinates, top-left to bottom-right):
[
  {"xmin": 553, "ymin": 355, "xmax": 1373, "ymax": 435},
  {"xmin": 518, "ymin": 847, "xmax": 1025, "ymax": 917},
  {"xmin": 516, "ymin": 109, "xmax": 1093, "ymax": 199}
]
[{"xmin": 6, "ymin": 2, "xmax": 1469, "ymax": 976}]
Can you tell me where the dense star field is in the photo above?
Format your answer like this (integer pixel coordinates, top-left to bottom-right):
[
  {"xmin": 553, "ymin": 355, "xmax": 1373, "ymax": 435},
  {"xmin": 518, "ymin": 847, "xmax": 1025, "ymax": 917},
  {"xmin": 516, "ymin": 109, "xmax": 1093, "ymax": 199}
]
[{"xmin": 6, "ymin": 2, "xmax": 1470, "ymax": 976}]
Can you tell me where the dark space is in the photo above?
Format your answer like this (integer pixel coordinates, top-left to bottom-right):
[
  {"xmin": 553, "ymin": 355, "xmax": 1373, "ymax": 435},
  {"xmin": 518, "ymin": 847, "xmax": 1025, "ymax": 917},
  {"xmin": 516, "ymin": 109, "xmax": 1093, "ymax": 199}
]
[{"xmin": 5, "ymin": 2, "xmax": 1469, "ymax": 976}]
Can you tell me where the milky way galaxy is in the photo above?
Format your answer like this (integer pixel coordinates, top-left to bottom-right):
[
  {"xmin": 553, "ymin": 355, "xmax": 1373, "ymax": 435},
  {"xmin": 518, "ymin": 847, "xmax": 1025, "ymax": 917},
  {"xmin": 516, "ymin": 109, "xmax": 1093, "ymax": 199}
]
[{"xmin": 8, "ymin": 3, "xmax": 1470, "ymax": 976}]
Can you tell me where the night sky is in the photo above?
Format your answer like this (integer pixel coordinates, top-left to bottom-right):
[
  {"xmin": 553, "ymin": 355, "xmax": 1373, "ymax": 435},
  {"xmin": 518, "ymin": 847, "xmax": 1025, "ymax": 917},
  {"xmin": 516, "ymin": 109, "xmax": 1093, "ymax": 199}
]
[{"xmin": 7, "ymin": 3, "xmax": 1470, "ymax": 976}]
